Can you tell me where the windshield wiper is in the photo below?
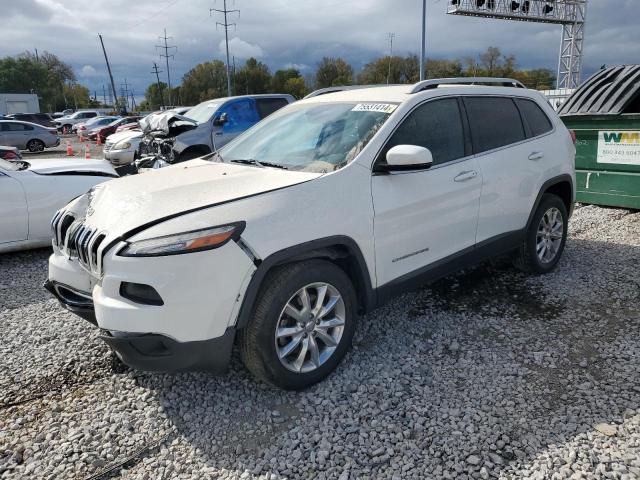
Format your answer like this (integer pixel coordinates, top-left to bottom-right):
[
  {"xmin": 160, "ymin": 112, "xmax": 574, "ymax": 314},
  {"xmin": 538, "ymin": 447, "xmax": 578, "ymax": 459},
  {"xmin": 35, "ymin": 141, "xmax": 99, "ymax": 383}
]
[{"xmin": 229, "ymin": 159, "xmax": 288, "ymax": 170}]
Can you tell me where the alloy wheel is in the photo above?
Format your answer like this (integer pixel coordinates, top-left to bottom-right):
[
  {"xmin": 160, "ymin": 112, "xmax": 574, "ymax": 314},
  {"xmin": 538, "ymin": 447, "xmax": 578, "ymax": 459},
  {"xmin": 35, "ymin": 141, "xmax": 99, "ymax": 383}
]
[
  {"xmin": 536, "ymin": 207, "xmax": 564, "ymax": 263},
  {"xmin": 274, "ymin": 282, "xmax": 346, "ymax": 373}
]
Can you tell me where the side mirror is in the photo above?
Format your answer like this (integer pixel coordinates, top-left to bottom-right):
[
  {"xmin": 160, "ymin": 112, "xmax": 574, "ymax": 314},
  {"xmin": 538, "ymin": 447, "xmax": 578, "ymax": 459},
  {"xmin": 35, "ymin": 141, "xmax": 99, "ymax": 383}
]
[
  {"xmin": 213, "ymin": 112, "xmax": 228, "ymax": 127},
  {"xmin": 384, "ymin": 145, "xmax": 433, "ymax": 171}
]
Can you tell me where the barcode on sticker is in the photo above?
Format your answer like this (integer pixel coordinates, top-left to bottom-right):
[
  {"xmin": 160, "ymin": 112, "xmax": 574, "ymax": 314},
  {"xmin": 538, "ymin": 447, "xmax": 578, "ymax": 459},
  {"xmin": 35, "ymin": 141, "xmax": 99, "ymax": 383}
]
[{"xmin": 351, "ymin": 103, "xmax": 398, "ymax": 114}]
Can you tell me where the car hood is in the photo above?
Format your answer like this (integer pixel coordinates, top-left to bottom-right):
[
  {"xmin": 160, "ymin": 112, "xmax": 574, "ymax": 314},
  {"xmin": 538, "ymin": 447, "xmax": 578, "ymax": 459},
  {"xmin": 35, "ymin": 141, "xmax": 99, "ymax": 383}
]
[
  {"xmin": 140, "ymin": 111, "xmax": 197, "ymax": 136},
  {"xmin": 79, "ymin": 159, "xmax": 321, "ymax": 236},
  {"xmin": 107, "ymin": 130, "xmax": 143, "ymax": 143},
  {"xmin": 28, "ymin": 158, "xmax": 117, "ymax": 176}
]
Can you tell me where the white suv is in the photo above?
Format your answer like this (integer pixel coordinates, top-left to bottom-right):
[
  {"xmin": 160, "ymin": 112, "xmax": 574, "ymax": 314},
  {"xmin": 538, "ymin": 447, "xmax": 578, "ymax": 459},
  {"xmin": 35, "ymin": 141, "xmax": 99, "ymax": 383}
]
[{"xmin": 46, "ymin": 78, "xmax": 575, "ymax": 389}]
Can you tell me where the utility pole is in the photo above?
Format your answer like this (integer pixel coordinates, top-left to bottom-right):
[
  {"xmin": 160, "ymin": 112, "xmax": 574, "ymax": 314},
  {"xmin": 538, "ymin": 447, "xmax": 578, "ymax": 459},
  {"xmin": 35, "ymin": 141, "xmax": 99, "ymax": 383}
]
[
  {"xmin": 98, "ymin": 34, "xmax": 119, "ymax": 113},
  {"xmin": 130, "ymin": 90, "xmax": 137, "ymax": 112},
  {"xmin": 156, "ymin": 29, "xmax": 177, "ymax": 107},
  {"xmin": 120, "ymin": 78, "xmax": 130, "ymax": 114},
  {"xmin": 151, "ymin": 62, "xmax": 166, "ymax": 110},
  {"xmin": 35, "ymin": 48, "xmax": 39, "ymax": 62},
  {"xmin": 420, "ymin": 0, "xmax": 426, "ymax": 81},
  {"xmin": 211, "ymin": 0, "xmax": 240, "ymax": 97},
  {"xmin": 386, "ymin": 32, "xmax": 396, "ymax": 84},
  {"xmin": 102, "ymin": 85, "xmax": 107, "ymax": 107}
]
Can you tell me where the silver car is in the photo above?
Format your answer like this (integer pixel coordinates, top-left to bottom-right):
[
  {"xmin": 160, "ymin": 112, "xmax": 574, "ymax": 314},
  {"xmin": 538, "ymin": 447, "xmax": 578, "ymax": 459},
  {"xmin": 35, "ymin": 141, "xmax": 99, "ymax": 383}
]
[{"xmin": 0, "ymin": 120, "xmax": 60, "ymax": 152}]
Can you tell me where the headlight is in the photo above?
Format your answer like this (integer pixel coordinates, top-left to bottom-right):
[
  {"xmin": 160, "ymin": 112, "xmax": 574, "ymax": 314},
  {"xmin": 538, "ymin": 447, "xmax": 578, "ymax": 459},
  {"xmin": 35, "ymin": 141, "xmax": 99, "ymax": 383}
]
[
  {"xmin": 114, "ymin": 141, "xmax": 131, "ymax": 149},
  {"xmin": 118, "ymin": 222, "xmax": 245, "ymax": 257}
]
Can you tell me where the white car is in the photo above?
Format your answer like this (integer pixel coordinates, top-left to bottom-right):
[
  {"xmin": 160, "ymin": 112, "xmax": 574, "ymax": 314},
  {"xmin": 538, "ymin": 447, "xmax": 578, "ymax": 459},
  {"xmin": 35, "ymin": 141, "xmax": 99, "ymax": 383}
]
[
  {"xmin": 54, "ymin": 111, "xmax": 100, "ymax": 133},
  {"xmin": 0, "ymin": 157, "xmax": 117, "ymax": 253},
  {"xmin": 103, "ymin": 130, "xmax": 143, "ymax": 166},
  {"xmin": 46, "ymin": 78, "xmax": 575, "ymax": 389}
]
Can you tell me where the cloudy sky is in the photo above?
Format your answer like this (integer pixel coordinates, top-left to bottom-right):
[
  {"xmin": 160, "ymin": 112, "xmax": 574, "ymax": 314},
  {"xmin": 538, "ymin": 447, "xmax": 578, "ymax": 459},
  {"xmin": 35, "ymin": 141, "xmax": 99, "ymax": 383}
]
[{"xmin": 2, "ymin": 0, "xmax": 639, "ymax": 100}]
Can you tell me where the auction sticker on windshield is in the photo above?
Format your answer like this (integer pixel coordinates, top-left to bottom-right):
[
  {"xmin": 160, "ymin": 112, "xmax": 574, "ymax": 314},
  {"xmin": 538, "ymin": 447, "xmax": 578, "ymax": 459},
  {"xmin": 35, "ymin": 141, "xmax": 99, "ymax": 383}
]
[{"xmin": 351, "ymin": 104, "xmax": 398, "ymax": 114}]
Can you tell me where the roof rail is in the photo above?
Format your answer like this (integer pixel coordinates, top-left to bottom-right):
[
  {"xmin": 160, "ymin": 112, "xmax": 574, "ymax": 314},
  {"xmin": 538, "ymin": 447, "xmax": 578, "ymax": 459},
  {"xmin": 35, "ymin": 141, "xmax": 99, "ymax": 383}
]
[
  {"xmin": 304, "ymin": 85, "xmax": 394, "ymax": 99},
  {"xmin": 410, "ymin": 77, "xmax": 526, "ymax": 94}
]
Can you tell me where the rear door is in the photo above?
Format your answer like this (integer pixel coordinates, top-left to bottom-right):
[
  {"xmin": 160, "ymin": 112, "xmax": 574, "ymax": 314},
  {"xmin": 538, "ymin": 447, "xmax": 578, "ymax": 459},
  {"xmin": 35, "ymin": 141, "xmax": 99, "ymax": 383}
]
[
  {"xmin": 372, "ymin": 97, "xmax": 482, "ymax": 286},
  {"xmin": 0, "ymin": 122, "xmax": 29, "ymax": 149},
  {"xmin": 0, "ymin": 170, "xmax": 28, "ymax": 243},
  {"xmin": 463, "ymin": 96, "xmax": 538, "ymax": 243}
]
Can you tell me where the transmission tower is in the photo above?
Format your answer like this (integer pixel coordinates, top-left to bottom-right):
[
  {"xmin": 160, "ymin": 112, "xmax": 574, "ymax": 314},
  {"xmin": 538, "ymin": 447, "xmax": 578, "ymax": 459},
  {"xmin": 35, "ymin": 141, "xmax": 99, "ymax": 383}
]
[
  {"xmin": 211, "ymin": 0, "xmax": 240, "ymax": 97},
  {"xmin": 156, "ymin": 29, "xmax": 177, "ymax": 106},
  {"xmin": 447, "ymin": 0, "xmax": 588, "ymax": 89}
]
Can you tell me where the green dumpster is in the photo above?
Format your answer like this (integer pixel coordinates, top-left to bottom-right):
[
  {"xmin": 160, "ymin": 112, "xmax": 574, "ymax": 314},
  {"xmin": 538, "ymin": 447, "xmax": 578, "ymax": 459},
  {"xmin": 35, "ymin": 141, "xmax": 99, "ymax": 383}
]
[{"xmin": 559, "ymin": 65, "xmax": 640, "ymax": 210}]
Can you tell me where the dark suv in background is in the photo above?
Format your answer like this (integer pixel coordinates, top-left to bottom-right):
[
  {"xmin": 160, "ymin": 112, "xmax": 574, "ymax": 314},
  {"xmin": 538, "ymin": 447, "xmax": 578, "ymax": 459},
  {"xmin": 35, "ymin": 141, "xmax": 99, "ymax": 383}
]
[{"xmin": 8, "ymin": 113, "xmax": 56, "ymax": 128}]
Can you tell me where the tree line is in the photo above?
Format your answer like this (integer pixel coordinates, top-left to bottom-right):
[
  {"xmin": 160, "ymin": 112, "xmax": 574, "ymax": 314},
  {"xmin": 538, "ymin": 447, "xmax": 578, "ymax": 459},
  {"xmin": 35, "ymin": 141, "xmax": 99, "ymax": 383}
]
[
  {"xmin": 0, "ymin": 47, "xmax": 556, "ymax": 113},
  {"xmin": 141, "ymin": 46, "xmax": 556, "ymax": 110},
  {"xmin": 0, "ymin": 51, "xmax": 97, "ymax": 112}
]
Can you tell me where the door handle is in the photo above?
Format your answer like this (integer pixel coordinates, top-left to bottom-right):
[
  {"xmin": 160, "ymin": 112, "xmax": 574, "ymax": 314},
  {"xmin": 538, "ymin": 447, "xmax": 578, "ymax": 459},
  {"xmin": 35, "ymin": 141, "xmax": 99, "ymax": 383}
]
[
  {"xmin": 528, "ymin": 151, "xmax": 544, "ymax": 161},
  {"xmin": 454, "ymin": 170, "xmax": 478, "ymax": 182}
]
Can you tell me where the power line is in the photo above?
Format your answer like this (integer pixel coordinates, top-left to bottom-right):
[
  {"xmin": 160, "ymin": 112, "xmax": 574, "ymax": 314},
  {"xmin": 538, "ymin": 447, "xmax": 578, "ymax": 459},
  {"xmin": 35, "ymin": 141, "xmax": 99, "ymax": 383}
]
[
  {"xmin": 211, "ymin": 0, "xmax": 240, "ymax": 97},
  {"xmin": 156, "ymin": 28, "xmax": 177, "ymax": 106}
]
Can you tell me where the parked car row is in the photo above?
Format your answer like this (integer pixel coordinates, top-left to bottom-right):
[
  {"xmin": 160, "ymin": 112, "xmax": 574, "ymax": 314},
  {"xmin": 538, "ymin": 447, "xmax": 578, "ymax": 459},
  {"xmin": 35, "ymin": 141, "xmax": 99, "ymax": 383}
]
[{"xmin": 43, "ymin": 78, "xmax": 577, "ymax": 389}]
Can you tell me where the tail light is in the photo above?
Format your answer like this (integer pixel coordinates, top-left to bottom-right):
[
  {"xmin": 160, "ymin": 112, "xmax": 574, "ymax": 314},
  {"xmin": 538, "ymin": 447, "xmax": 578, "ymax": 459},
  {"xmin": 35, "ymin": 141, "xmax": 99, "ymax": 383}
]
[
  {"xmin": 3, "ymin": 151, "xmax": 18, "ymax": 159},
  {"xmin": 569, "ymin": 129, "xmax": 577, "ymax": 145}
]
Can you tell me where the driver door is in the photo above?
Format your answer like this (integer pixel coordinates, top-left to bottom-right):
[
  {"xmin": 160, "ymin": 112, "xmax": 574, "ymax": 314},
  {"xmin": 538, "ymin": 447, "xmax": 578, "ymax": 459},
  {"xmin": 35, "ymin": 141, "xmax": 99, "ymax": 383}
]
[
  {"xmin": 0, "ymin": 170, "xmax": 28, "ymax": 244},
  {"xmin": 372, "ymin": 97, "xmax": 482, "ymax": 287},
  {"xmin": 212, "ymin": 99, "xmax": 260, "ymax": 149}
]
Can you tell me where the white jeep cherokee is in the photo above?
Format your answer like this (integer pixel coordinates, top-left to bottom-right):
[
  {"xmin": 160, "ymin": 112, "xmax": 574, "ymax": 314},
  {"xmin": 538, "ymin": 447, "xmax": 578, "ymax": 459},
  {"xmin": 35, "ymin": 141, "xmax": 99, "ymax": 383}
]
[{"xmin": 46, "ymin": 78, "xmax": 575, "ymax": 389}]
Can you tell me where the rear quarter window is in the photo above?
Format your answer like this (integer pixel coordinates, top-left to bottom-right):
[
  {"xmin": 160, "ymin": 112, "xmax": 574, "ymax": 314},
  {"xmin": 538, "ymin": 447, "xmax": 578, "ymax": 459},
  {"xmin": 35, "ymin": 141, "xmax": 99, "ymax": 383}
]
[
  {"xmin": 256, "ymin": 98, "xmax": 289, "ymax": 119},
  {"xmin": 464, "ymin": 97, "xmax": 525, "ymax": 154},
  {"xmin": 516, "ymin": 98, "xmax": 553, "ymax": 137}
]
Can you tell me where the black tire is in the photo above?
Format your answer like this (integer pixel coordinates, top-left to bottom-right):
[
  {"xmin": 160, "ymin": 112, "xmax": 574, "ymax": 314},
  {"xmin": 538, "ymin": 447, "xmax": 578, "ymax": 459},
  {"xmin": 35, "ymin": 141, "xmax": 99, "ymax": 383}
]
[
  {"xmin": 27, "ymin": 139, "xmax": 45, "ymax": 153},
  {"xmin": 239, "ymin": 260, "xmax": 357, "ymax": 390},
  {"xmin": 514, "ymin": 193, "xmax": 568, "ymax": 274}
]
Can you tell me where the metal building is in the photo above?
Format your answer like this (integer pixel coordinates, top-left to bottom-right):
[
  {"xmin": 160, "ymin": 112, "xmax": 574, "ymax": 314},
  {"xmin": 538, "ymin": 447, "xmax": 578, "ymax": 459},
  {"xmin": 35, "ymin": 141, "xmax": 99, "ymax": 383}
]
[
  {"xmin": 0, "ymin": 93, "xmax": 40, "ymax": 115},
  {"xmin": 447, "ymin": 0, "xmax": 588, "ymax": 89}
]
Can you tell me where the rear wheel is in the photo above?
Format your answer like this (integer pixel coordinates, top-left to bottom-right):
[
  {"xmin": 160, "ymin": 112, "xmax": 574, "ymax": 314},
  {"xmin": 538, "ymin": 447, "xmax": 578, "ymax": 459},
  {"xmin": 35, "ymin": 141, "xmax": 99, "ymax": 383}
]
[
  {"xmin": 239, "ymin": 260, "xmax": 357, "ymax": 390},
  {"xmin": 27, "ymin": 139, "xmax": 45, "ymax": 153},
  {"xmin": 514, "ymin": 193, "xmax": 568, "ymax": 274}
]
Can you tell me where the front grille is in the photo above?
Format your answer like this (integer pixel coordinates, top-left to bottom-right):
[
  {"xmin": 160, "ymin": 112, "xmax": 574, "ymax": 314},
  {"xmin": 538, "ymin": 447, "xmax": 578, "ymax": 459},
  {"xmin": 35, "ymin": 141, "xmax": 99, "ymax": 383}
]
[{"xmin": 51, "ymin": 210, "xmax": 108, "ymax": 276}]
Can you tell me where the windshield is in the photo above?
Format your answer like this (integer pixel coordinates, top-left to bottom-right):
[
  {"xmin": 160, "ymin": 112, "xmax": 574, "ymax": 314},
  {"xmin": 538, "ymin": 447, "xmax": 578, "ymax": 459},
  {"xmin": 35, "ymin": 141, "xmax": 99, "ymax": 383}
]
[
  {"xmin": 219, "ymin": 102, "xmax": 396, "ymax": 173},
  {"xmin": 0, "ymin": 158, "xmax": 20, "ymax": 171},
  {"xmin": 185, "ymin": 102, "xmax": 220, "ymax": 124}
]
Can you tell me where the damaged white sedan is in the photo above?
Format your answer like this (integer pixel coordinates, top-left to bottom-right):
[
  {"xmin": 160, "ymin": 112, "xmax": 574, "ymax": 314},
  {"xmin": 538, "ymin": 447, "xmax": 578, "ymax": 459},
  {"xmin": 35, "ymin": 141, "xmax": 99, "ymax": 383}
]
[{"xmin": 0, "ymin": 157, "xmax": 117, "ymax": 253}]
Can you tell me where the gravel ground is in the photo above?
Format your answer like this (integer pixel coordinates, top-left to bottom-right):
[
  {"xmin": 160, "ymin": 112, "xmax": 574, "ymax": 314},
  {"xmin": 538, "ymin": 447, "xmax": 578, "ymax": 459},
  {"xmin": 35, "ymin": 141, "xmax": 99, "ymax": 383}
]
[{"xmin": 1, "ymin": 205, "xmax": 639, "ymax": 480}]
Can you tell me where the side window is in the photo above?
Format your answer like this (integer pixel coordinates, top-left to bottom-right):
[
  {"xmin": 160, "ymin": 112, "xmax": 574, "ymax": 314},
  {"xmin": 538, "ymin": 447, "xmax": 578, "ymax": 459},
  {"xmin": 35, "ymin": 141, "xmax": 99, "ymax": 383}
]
[
  {"xmin": 463, "ymin": 97, "xmax": 525, "ymax": 153},
  {"xmin": 378, "ymin": 98, "xmax": 466, "ymax": 166},
  {"xmin": 516, "ymin": 98, "xmax": 553, "ymax": 137},
  {"xmin": 7, "ymin": 123, "xmax": 28, "ymax": 131},
  {"xmin": 219, "ymin": 99, "xmax": 259, "ymax": 131},
  {"xmin": 256, "ymin": 98, "xmax": 289, "ymax": 119}
]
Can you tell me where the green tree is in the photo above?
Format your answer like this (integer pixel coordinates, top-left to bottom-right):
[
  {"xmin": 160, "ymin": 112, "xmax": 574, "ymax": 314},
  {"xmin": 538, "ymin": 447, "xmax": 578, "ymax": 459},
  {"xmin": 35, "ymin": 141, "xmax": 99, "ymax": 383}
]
[
  {"xmin": 0, "ymin": 51, "xmax": 78, "ymax": 112},
  {"xmin": 179, "ymin": 60, "xmax": 227, "ymax": 105},
  {"xmin": 284, "ymin": 77, "xmax": 309, "ymax": 99},
  {"xmin": 358, "ymin": 55, "xmax": 418, "ymax": 84},
  {"xmin": 234, "ymin": 58, "xmax": 271, "ymax": 95},
  {"xmin": 140, "ymin": 81, "xmax": 168, "ymax": 110},
  {"xmin": 315, "ymin": 57, "xmax": 353, "ymax": 88},
  {"xmin": 425, "ymin": 58, "xmax": 463, "ymax": 79},
  {"xmin": 271, "ymin": 68, "xmax": 309, "ymax": 98}
]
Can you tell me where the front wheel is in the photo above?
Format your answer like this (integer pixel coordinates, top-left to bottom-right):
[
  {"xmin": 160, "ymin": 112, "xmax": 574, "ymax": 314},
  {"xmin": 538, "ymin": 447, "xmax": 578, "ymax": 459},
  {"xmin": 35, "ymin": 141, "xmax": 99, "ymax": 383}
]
[
  {"xmin": 514, "ymin": 193, "xmax": 568, "ymax": 274},
  {"xmin": 239, "ymin": 260, "xmax": 357, "ymax": 390}
]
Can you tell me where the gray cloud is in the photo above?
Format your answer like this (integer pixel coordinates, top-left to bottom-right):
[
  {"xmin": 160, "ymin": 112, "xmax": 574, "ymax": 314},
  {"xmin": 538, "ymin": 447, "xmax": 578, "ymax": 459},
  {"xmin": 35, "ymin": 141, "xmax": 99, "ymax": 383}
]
[{"xmin": 0, "ymin": 0, "xmax": 637, "ymax": 98}]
